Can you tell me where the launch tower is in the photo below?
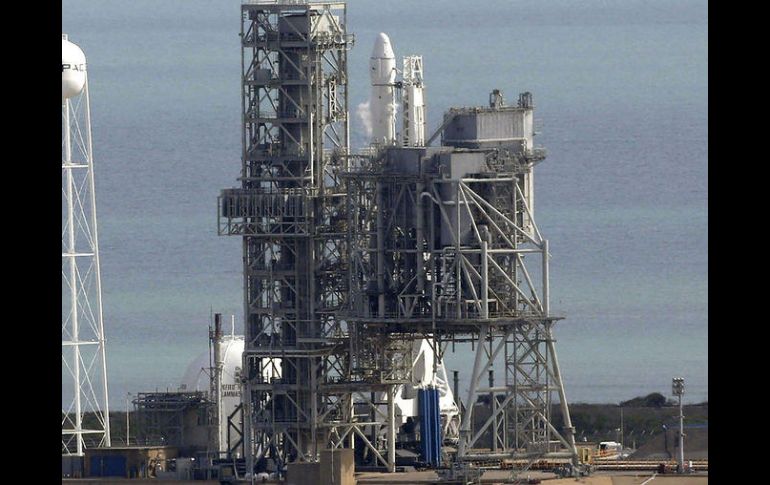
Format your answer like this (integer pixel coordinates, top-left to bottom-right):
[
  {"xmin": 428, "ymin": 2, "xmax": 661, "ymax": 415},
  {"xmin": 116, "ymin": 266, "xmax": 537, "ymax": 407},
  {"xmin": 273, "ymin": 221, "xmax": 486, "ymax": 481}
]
[
  {"xmin": 346, "ymin": 90, "xmax": 579, "ymax": 467},
  {"xmin": 221, "ymin": 0, "xmax": 578, "ymax": 475},
  {"xmin": 218, "ymin": 0, "xmax": 356, "ymax": 472}
]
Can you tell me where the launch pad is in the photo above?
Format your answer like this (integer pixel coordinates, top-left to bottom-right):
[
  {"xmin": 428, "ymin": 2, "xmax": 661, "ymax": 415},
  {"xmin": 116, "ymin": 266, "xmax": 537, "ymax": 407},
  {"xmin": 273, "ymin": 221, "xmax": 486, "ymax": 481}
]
[{"xmin": 213, "ymin": 0, "xmax": 580, "ymax": 478}]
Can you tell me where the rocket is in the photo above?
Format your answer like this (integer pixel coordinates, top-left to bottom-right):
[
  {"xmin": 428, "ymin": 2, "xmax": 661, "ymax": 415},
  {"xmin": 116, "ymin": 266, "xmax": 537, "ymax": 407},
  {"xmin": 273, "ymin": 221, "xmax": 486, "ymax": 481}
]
[{"xmin": 369, "ymin": 32, "xmax": 397, "ymax": 145}]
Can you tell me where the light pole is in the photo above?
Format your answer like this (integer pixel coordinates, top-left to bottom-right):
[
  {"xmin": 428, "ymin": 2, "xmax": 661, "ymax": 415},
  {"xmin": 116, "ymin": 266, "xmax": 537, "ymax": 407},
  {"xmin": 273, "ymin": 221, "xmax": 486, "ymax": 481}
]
[
  {"xmin": 620, "ymin": 406, "xmax": 624, "ymax": 449},
  {"xmin": 672, "ymin": 378, "xmax": 685, "ymax": 473},
  {"xmin": 126, "ymin": 392, "xmax": 133, "ymax": 446}
]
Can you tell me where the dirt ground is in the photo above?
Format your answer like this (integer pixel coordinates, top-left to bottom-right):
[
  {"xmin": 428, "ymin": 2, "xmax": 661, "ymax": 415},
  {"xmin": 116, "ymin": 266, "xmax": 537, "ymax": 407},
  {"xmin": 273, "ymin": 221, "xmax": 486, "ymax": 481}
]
[
  {"xmin": 357, "ymin": 469, "xmax": 557, "ymax": 483},
  {"xmin": 540, "ymin": 475, "xmax": 707, "ymax": 485},
  {"xmin": 356, "ymin": 470, "xmax": 708, "ymax": 484}
]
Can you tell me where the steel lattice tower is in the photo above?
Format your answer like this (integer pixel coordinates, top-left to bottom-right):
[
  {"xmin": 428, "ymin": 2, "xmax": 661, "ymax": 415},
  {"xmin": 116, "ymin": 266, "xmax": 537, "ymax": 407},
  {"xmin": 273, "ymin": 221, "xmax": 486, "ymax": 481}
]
[
  {"xmin": 345, "ymin": 91, "xmax": 579, "ymax": 468},
  {"xmin": 219, "ymin": 1, "xmax": 354, "ymax": 470},
  {"xmin": 62, "ymin": 34, "xmax": 112, "ymax": 456},
  {"xmin": 220, "ymin": 1, "xmax": 579, "ymax": 474}
]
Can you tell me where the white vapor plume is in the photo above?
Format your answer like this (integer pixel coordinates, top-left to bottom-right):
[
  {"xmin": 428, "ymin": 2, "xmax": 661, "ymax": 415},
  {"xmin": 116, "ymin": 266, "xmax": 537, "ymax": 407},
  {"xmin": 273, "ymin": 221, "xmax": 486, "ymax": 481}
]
[{"xmin": 356, "ymin": 100, "xmax": 373, "ymax": 139}]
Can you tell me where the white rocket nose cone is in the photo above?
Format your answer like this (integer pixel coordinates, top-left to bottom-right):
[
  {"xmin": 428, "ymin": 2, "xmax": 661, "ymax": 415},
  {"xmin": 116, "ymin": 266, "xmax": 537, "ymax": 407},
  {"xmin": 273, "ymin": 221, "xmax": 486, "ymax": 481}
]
[{"xmin": 371, "ymin": 32, "xmax": 395, "ymax": 59}]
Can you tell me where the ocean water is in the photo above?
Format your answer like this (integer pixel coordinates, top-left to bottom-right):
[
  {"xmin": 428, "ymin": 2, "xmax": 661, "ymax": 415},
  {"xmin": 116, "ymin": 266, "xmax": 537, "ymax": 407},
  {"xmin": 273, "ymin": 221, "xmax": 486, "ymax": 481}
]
[{"xmin": 62, "ymin": 0, "xmax": 708, "ymax": 409}]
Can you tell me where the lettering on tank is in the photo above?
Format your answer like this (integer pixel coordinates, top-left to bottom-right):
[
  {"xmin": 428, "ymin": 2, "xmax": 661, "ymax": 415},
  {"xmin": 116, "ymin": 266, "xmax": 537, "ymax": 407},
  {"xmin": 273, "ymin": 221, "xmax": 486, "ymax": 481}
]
[{"xmin": 221, "ymin": 383, "xmax": 241, "ymax": 398}]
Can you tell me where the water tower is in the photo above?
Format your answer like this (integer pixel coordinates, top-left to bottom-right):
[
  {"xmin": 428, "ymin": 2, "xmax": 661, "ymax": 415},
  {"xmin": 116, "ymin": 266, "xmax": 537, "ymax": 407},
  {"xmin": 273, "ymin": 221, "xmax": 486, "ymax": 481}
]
[{"xmin": 62, "ymin": 33, "xmax": 112, "ymax": 455}]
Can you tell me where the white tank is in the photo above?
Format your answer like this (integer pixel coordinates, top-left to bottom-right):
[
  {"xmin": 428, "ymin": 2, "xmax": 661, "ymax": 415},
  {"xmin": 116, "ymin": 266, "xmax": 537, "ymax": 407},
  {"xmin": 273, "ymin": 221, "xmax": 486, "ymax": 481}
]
[
  {"xmin": 62, "ymin": 34, "xmax": 86, "ymax": 100},
  {"xmin": 181, "ymin": 335, "xmax": 245, "ymax": 453},
  {"xmin": 181, "ymin": 334, "xmax": 281, "ymax": 453}
]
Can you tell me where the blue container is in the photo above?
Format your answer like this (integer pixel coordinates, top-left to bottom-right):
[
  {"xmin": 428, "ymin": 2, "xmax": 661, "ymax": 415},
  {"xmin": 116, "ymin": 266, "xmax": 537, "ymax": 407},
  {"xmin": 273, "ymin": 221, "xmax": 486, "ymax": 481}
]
[
  {"xmin": 418, "ymin": 387, "xmax": 442, "ymax": 467},
  {"xmin": 89, "ymin": 455, "xmax": 126, "ymax": 477}
]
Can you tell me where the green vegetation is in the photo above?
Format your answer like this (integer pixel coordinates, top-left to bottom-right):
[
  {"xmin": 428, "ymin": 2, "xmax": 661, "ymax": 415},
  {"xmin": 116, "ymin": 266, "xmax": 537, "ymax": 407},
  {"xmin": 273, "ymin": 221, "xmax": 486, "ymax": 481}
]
[
  {"xmin": 62, "ymin": 411, "xmax": 137, "ymax": 448},
  {"xmin": 551, "ymin": 395, "xmax": 708, "ymax": 448},
  {"xmin": 67, "ymin": 393, "xmax": 708, "ymax": 452},
  {"xmin": 619, "ymin": 392, "xmax": 667, "ymax": 408}
]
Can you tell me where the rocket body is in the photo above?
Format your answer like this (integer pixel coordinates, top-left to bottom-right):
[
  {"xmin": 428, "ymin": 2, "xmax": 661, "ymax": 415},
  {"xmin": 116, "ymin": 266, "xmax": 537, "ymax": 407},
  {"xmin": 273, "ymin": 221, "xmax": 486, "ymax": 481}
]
[{"xmin": 369, "ymin": 33, "xmax": 397, "ymax": 145}]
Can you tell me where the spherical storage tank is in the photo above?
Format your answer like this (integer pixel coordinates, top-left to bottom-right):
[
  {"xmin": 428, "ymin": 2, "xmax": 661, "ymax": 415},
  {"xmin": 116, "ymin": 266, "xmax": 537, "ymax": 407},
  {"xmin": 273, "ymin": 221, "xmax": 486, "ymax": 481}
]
[
  {"xmin": 62, "ymin": 34, "xmax": 86, "ymax": 100},
  {"xmin": 181, "ymin": 334, "xmax": 244, "ymax": 404},
  {"xmin": 181, "ymin": 335, "xmax": 245, "ymax": 452},
  {"xmin": 181, "ymin": 335, "xmax": 281, "ymax": 453}
]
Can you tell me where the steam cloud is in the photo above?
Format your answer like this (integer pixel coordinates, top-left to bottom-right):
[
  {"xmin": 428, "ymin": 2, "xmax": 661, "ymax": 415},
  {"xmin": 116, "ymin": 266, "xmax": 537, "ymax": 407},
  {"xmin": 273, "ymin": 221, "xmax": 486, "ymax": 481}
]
[{"xmin": 356, "ymin": 100, "xmax": 372, "ymax": 138}]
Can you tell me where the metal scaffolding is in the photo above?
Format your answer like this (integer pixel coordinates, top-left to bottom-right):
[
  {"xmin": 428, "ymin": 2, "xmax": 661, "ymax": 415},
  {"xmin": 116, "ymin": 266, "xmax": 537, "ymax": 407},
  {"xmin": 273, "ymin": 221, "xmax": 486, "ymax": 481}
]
[
  {"xmin": 219, "ymin": 0, "xmax": 363, "ymax": 472},
  {"xmin": 345, "ymin": 130, "xmax": 578, "ymax": 465},
  {"xmin": 220, "ymin": 1, "xmax": 578, "ymax": 474},
  {"xmin": 133, "ymin": 391, "xmax": 215, "ymax": 454}
]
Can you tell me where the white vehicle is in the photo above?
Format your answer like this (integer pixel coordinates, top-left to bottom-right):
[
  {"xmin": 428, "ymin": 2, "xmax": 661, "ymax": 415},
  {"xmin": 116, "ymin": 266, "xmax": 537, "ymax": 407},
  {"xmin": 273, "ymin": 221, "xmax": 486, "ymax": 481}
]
[{"xmin": 598, "ymin": 441, "xmax": 623, "ymax": 459}]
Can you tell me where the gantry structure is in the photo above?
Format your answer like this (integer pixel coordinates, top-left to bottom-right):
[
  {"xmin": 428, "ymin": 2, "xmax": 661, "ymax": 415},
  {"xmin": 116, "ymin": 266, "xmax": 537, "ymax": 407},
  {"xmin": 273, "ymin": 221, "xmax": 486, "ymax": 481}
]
[
  {"xmin": 219, "ymin": 0, "xmax": 367, "ymax": 472},
  {"xmin": 345, "ymin": 90, "xmax": 578, "ymax": 465},
  {"xmin": 62, "ymin": 36, "xmax": 112, "ymax": 455},
  {"xmin": 220, "ymin": 0, "xmax": 578, "ymax": 473}
]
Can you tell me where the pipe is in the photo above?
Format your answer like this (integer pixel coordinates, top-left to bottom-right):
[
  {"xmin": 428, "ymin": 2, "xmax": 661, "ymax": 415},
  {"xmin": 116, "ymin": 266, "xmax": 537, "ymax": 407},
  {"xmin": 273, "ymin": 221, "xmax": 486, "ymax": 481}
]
[
  {"xmin": 489, "ymin": 369, "xmax": 497, "ymax": 452},
  {"xmin": 453, "ymin": 371, "xmax": 460, "ymax": 410},
  {"xmin": 458, "ymin": 451, "xmax": 577, "ymax": 461},
  {"xmin": 678, "ymin": 394, "xmax": 684, "ymax": 473},
  {"xmin": 387, "ymin": 386, "xmax": 396, "ymax": 472},
  {"xmin": 213, "ymin": 314, "xmax": 224, "ymax": 453},
  {"xmin": 458, "ymin": 324, "xmax": 488, "ymax": 457},
  {"xmin": 416, "ymin": 182, "xmax": 426, "ymax": 292},
  {"xmin": 481, "ymin": 234, "xmax": 489, "ymax": 319},
  {"xmin": 376, "ymin": 182, "xmax": 386, "ymax": 316},
  {"xmin": 545, "ymin": 322, "xmax": 578, "ymax": 466},
  {"xmin": 542, "ymin": 239, "xmax": 549, "ymax": 316}
]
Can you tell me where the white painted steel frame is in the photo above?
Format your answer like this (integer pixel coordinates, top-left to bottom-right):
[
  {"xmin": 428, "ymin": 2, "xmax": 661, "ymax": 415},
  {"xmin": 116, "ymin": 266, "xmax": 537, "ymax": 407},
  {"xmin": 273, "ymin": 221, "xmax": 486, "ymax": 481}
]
[{"xmin": 62, "ymin": 73, "xmax": 112, "ymax": 455}]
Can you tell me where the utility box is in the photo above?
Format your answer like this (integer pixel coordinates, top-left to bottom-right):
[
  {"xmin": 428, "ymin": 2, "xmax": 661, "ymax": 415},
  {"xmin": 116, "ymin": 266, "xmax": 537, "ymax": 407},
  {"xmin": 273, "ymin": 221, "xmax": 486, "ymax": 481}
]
[
  {"xmin": 442, "ymin": 102, "xmax": 534, "ymax": 153},
  {"xmin": 319, "ymin": 448, "xmax": 355, "ymax": 485},
  {"xmin": 62, "ymin": 455, "xmax": 84, "ymax": 478},
  {"xmin": 576, "ymin": 445, "xmax": 594, "ymax": 464},
  {"xmin": 286, "ymin": 461, "xmax": 321, "ymax": 485}
]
